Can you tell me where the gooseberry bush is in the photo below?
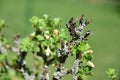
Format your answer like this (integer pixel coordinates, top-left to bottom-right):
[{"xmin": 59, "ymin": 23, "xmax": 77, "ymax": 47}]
[{"xmin": 0, "ymin": 14, "xmax": 95, "ymax": 80}]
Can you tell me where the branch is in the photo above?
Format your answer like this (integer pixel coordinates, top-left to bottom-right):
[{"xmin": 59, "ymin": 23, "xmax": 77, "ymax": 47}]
[
  {"xmin": 40, "ymin": 65, "xmax": 50, "ymax": 80},
  {"xmin": 53, "ymin": 15, "xmax": 92, "ymax": 80},
  {"xmin": 53, "ymin": 63, "xmax": 69, "ymax": 80}
]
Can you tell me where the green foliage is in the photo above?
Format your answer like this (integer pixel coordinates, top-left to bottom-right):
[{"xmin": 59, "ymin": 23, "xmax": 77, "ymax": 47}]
[
  {"xmin": 0, "ymin": 68, "xmax": 23, "ymax": 80},
  {"xmin": 78, "ymin": 55, "xmax": 94, "ymax": 80},
  {"xmin": 20, "ymin": 37, "xmax": 40, "ymax": 53},
  {"xmin": 72, "ymin": 41, "xmax": 90, "ymax": 55},
  {"xmin": 36, "ymin": 35, "xmax": 45, "ymax": 41},
  {"xmin": 0, "ymin": 54, "xmax": 7, "ymax": 62},
  {"xmin": 0, "ymin": 15, "xmax": 95, "ymax": 80},
  {"xmin": 106, "ymin": 68, "xmax": 119, "ymax": 80},
  {"xmin": 29, "ymin": 16, "xmax": 39, "ymax": 28},
  {"xmin": 53, "ymin": 17, "xmax": 61, "ymax": 26},
  {"xmin": 28, "ymin": 14, "xmax": 67, "ymax": 58},
  {"xmin": 71, "ymin": 41, "xmax": 94, "ymax": 80},
  {"xmin": 0, "ymin": 35, "xmax": 9, "ymax": 46},
  {"xmin": 78, "ymin": 41, "xmax": 90, "ymax": 52},
  {"xmin": 0, "ymin": 19, "xmax": 6, "ymax": 31},
  {"xmin": 80, "ymin": 74, "xmax": 88, "ymax": 80},
  {"xmin": 20, "ymin": 38, "xmax": 33, "ymax": 52}
]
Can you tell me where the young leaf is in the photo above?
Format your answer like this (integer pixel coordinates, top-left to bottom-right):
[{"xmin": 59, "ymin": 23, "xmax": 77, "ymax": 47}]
[
  {"xmin": 43, "ymin": 14, "xmax": 49, "ymax": 20},
  {"xmin": 53, "ymin": 17, "xmax": 61, "ymax": 26},
  {"xmin": 36, "ymin": 35, "xmax": 45, "ymax": 41},
  {"xmin": 78, "ymin": 41, "xmax": 90, "ymax": 52},
  {"xmin": 72, "ymin": 45, "xmax": 77, "ymax": 55},
  {"xmin": 0, "ymin": 19, "xmax": 6, "ymax": 31},
  {"xmin": 20, "ymin": 38, "xmax": 32, "ymax": 52},
  {"xmin": 29, "ymin": 16, "xmax": 39, "ymax": 26}
]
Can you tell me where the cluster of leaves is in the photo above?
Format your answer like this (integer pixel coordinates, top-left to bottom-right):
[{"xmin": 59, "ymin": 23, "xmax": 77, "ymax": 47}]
[
  {"xmin": 106, "ymin": 68, "xmax": 119, "ymax": 80},
  {"xmin": 0, "ymin": 15, "xmax": 68, "ymax": 80},
  {"xmin": 75, "ymin": 19, "xmax": 94, "ymax": 80},
  {"xmin": 72, "ymin": 40, "xmax": 94, "ymax": 80},
  {"xmin": 20, "ymin": 14, "xmax": 67, "ymax": 65},
  {"xmin": 0, "ymin": 14, "xmax": 95, "ymax": 80}
]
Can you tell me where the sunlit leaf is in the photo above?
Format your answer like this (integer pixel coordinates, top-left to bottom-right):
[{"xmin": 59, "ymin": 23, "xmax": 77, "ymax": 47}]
[{"xmin": 36, "ymin": 35, "xmax": 45, "ymax": 41}]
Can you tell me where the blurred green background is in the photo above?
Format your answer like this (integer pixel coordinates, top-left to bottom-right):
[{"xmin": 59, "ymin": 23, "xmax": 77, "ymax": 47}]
[{"xmin": 0, "ymin": 0, "xmax": 120, "ymax": 80}]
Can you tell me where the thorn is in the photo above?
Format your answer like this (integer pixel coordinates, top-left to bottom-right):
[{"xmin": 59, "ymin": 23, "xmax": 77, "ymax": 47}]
[
  {"xmin": 85, "ymin": 19, "xmax": 92, "ymax": 25},
  {"xmin": 83, "ymin": 30, "xmax": 93, "ymax": 40},
  {"xmin": 79, "ymin": 14, "xmax": 84, "ymax": 25},
  {"xmin": 69, "ymin": 17, "xmax": 74, "ymax": 24}
]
